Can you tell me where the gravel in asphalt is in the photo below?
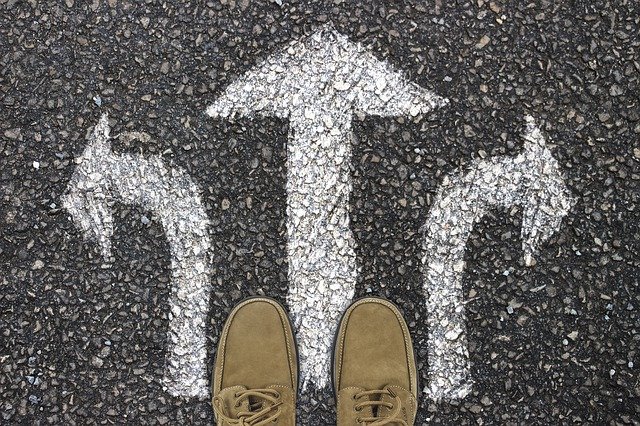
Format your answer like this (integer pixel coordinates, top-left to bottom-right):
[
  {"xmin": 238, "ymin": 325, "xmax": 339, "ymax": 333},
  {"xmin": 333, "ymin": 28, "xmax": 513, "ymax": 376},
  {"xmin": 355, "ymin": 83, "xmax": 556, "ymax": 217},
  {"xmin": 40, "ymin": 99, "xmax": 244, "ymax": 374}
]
[{"xmin": 1, "ymin": 0, "xmax": 638, "ymax": 424}]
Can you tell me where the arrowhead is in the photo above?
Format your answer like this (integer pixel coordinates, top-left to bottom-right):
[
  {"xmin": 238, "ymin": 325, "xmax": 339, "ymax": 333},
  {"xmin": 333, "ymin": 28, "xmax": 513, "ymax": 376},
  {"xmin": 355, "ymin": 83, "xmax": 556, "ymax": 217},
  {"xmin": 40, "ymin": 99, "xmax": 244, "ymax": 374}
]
[
  {"xmin": 62, "ymin": 114, "xmax": 115, "ymax": 260},
  {"xmin": 207, "ymin": 26, "xmax": 447, "ymax": 119},
  {"xmin": 520, "ymin": 115, "xmax": 574, "ymax": 265}
]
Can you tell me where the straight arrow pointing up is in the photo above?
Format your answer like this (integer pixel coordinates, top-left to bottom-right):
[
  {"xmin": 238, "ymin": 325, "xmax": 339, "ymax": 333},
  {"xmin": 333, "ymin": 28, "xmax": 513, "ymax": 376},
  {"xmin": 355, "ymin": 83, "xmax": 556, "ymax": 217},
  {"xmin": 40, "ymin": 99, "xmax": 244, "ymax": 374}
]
[{"xmin": 207, "ymin": 26, "xmax": 448, "ymax": 389}]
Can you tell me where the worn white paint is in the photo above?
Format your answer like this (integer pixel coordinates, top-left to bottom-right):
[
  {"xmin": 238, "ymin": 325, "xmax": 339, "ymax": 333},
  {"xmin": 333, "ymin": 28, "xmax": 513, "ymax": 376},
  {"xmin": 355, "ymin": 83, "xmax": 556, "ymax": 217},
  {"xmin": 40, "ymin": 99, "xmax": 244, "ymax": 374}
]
[
  {"xmin": 62, "ymin": 115, "xmax": 212, "ymax": 398},
  {"xmin": 207, "ymin": 26, "xmax": 447, "ymax": 389},
  {"xmin": 422, "ymin": 115, "xmax": 574, "ymax": 401}
]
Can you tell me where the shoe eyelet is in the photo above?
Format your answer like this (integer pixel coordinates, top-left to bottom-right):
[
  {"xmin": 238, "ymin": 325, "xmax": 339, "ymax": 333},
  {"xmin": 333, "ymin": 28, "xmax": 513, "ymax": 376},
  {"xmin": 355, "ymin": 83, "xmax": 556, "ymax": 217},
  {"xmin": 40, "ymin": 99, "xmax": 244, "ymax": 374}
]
[
  {"xmin": 274, "ymin": 391, "xmax": 281, "ymax": 399},
  {"xmin": 355, "ymin": 406, "xmax": 362, "ymax": 412},
  {"xmin": 234, "ymin": 392, "xmax": 240, "ymax": 398},
  {"xmin": 352, "ymin": 395, "xmax": 357, "ymax": 400},
  {"xmin": 356, "ymin": 418, "xmax": 362, "ymax": 423}
]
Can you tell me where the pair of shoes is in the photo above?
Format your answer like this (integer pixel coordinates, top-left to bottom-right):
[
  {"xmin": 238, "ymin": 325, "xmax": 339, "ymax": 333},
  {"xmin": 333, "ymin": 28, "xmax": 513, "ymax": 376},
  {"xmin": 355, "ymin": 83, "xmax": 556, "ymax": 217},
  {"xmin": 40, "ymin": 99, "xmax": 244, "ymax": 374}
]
[{"xmin": 211, "ymin": 297, "xmax": 417, "ymax": 425}]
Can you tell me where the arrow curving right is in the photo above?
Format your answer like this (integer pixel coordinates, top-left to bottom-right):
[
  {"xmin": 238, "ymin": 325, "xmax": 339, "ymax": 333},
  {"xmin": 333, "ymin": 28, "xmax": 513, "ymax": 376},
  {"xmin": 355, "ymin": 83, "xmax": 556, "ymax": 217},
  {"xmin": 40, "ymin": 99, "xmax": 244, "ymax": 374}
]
[
  {"xmin": 208, "ymin": 25, "xmax": 448, "ymax": 390},
  {"xmin": 422, "ymin": 115, "xmax": 575, "ymax": 401}
]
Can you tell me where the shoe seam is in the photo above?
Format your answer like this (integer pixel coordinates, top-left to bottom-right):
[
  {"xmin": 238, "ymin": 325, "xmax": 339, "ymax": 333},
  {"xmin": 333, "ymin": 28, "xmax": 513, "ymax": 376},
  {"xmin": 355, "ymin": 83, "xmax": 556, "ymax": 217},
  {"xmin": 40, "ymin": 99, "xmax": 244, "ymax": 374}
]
[
  {"xmin": 216, "ymin": 298, "xmax": 297, "ymax": 393},
  {"xmin": 337, "ymin": 386, "xmax": 364, "ymax": 423},
  {"xmin": 335, "ymin": 298, "xmax": 415, "ymax": 394},
  {"xmin": 385, "ymin": 384, "xmax": 416, "ymax": 422},
  {"xmin": 268, "ymin": 384, "xmax": 294, "ymax": 421},
  {"xmin": 213, "ymin": 385, "xmax": 245, "ymax": 422}
]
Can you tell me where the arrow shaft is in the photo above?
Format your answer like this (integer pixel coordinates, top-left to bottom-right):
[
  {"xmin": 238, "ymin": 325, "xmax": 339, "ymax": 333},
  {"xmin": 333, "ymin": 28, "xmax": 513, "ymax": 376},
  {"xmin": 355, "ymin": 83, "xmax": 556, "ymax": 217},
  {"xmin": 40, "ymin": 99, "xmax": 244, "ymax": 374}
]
[
  {"xmin": 286, "ymin": 114, "xmax": 357, "ymax": 389},
  {"xmin": 423, "ymin": 158, "xmax": 525, "ymax": 401},
  {"xmin": 110, "ymin": 154, "xmax": 212, "ymax": 398}
]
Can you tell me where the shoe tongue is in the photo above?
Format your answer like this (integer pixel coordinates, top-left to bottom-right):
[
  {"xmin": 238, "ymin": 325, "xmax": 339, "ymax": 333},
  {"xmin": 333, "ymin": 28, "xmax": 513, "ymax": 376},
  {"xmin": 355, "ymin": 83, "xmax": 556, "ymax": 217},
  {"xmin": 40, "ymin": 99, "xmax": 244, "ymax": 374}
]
[
  {"xmin": 350, "ymin": 387, "xmax": 374, "ymax": 420},
  {"xmin": 217, "ymin": 385, "xmax": 251, "ymax": 418}
]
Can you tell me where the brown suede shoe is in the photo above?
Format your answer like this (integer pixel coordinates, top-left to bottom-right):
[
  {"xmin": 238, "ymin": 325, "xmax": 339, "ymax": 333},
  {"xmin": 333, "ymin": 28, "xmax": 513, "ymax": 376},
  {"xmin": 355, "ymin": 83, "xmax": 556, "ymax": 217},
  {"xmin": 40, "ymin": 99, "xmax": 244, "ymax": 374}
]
[
  {"xmin": 212, "ymin": 297, "xmax": 297, "ymax": 426},
  {"xmin": 333, "ymin": 297, "xmax": 418, "ymax": 425}
]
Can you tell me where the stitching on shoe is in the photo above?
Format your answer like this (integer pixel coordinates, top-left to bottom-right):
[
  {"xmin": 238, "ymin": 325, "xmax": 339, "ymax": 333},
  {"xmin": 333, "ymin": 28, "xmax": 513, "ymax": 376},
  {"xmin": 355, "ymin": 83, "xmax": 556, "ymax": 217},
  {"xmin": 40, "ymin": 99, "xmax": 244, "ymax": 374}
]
[
  {"xmin": 269, "ymin": 300, "xmax": 297, "ymax": 390},
  {"xmin": 337, "ymin": 386, "xmax": 363, "ymax": 422},
  {"xmin": 217, "ymin": 299, "xmax": 255, "ymax": 393},
  {"xmin": 217, "ymin": 298, "xmax": 296, "ymax": 394},
  {"xmin": 214, "ymin": 385, "xmax": 246, "ymax": 421},
  {"xmin": 268, "ymin": 384, "xmax": 293, "ymax": 422},
  {"xmin": 336, "ymin": 298, "xmax": 415, "ymax": 394},
  {"xmin": 385, "ymin": 385, "xmax": 416, "ymax": 422},
  {"xmin": 374, "ymin": 299, "xmax": 415, "ymax": 394}
]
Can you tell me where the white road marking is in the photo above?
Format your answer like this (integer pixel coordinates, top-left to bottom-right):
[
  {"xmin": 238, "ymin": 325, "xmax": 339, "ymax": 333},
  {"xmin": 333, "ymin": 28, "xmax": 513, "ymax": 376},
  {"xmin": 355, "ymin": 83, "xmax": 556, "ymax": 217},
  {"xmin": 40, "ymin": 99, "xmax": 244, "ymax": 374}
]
[
  {"xmin": 423, "ymin": 115, "xmax": 574, "ymax": 401},
  {"xmin": 207, "ymin": 26, "xmax": 447, "ymax": 389},
  {"xmin": 62, "ymin": 115, "xmax": 212, "ymax": 398}
]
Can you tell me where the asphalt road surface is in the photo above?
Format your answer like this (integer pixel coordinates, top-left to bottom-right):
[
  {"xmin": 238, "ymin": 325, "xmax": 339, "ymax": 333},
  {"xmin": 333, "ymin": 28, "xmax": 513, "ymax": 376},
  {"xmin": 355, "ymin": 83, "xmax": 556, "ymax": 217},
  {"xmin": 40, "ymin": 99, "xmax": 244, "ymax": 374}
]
[{"xmin": 1, "ymin": 0, "xmax": 639, "ymax": 424}]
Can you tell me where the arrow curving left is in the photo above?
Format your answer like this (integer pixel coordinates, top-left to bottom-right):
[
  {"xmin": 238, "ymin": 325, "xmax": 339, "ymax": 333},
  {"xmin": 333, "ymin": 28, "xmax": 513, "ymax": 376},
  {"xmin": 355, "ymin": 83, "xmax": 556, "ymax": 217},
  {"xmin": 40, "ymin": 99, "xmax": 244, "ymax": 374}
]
[{"xmin": 62, "ymin": 114, "xmax": 212, "ymax": 398}]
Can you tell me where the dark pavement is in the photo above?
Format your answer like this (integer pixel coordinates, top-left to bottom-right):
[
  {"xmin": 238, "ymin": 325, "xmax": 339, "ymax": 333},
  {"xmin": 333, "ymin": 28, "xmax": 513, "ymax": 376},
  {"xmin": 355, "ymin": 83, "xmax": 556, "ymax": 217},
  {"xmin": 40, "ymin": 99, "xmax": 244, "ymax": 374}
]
[{"xmin": 1, "ymin": 0, "xmax": 638, "ymax": 424}]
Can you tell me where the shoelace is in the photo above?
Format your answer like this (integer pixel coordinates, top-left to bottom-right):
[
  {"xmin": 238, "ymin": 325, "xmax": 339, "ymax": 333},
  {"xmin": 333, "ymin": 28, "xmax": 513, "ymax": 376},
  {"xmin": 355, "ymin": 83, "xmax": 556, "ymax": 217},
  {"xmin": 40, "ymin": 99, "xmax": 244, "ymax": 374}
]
[
  {"xmin": 213, "ymin": 388, "xmax": 282, "ymax": 426},
  {"xmin": 353, "ymin": 389, "xmax": 408, "ymax": 426}
]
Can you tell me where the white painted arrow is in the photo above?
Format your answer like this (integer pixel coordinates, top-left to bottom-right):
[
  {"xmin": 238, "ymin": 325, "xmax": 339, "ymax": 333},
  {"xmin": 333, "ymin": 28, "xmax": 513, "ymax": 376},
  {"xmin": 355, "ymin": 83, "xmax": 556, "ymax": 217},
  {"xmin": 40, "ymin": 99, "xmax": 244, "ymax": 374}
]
[
  {"xmin": 207, "ymin": 26, "xmax": 447, "ymax": 389},
  {"xmin": 62, "ymin": 115, "xmax": 212, "ymax": 398},
  {"xmin": 423, "ymin": 115, "xmax": 574, "ymax": 401}
]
